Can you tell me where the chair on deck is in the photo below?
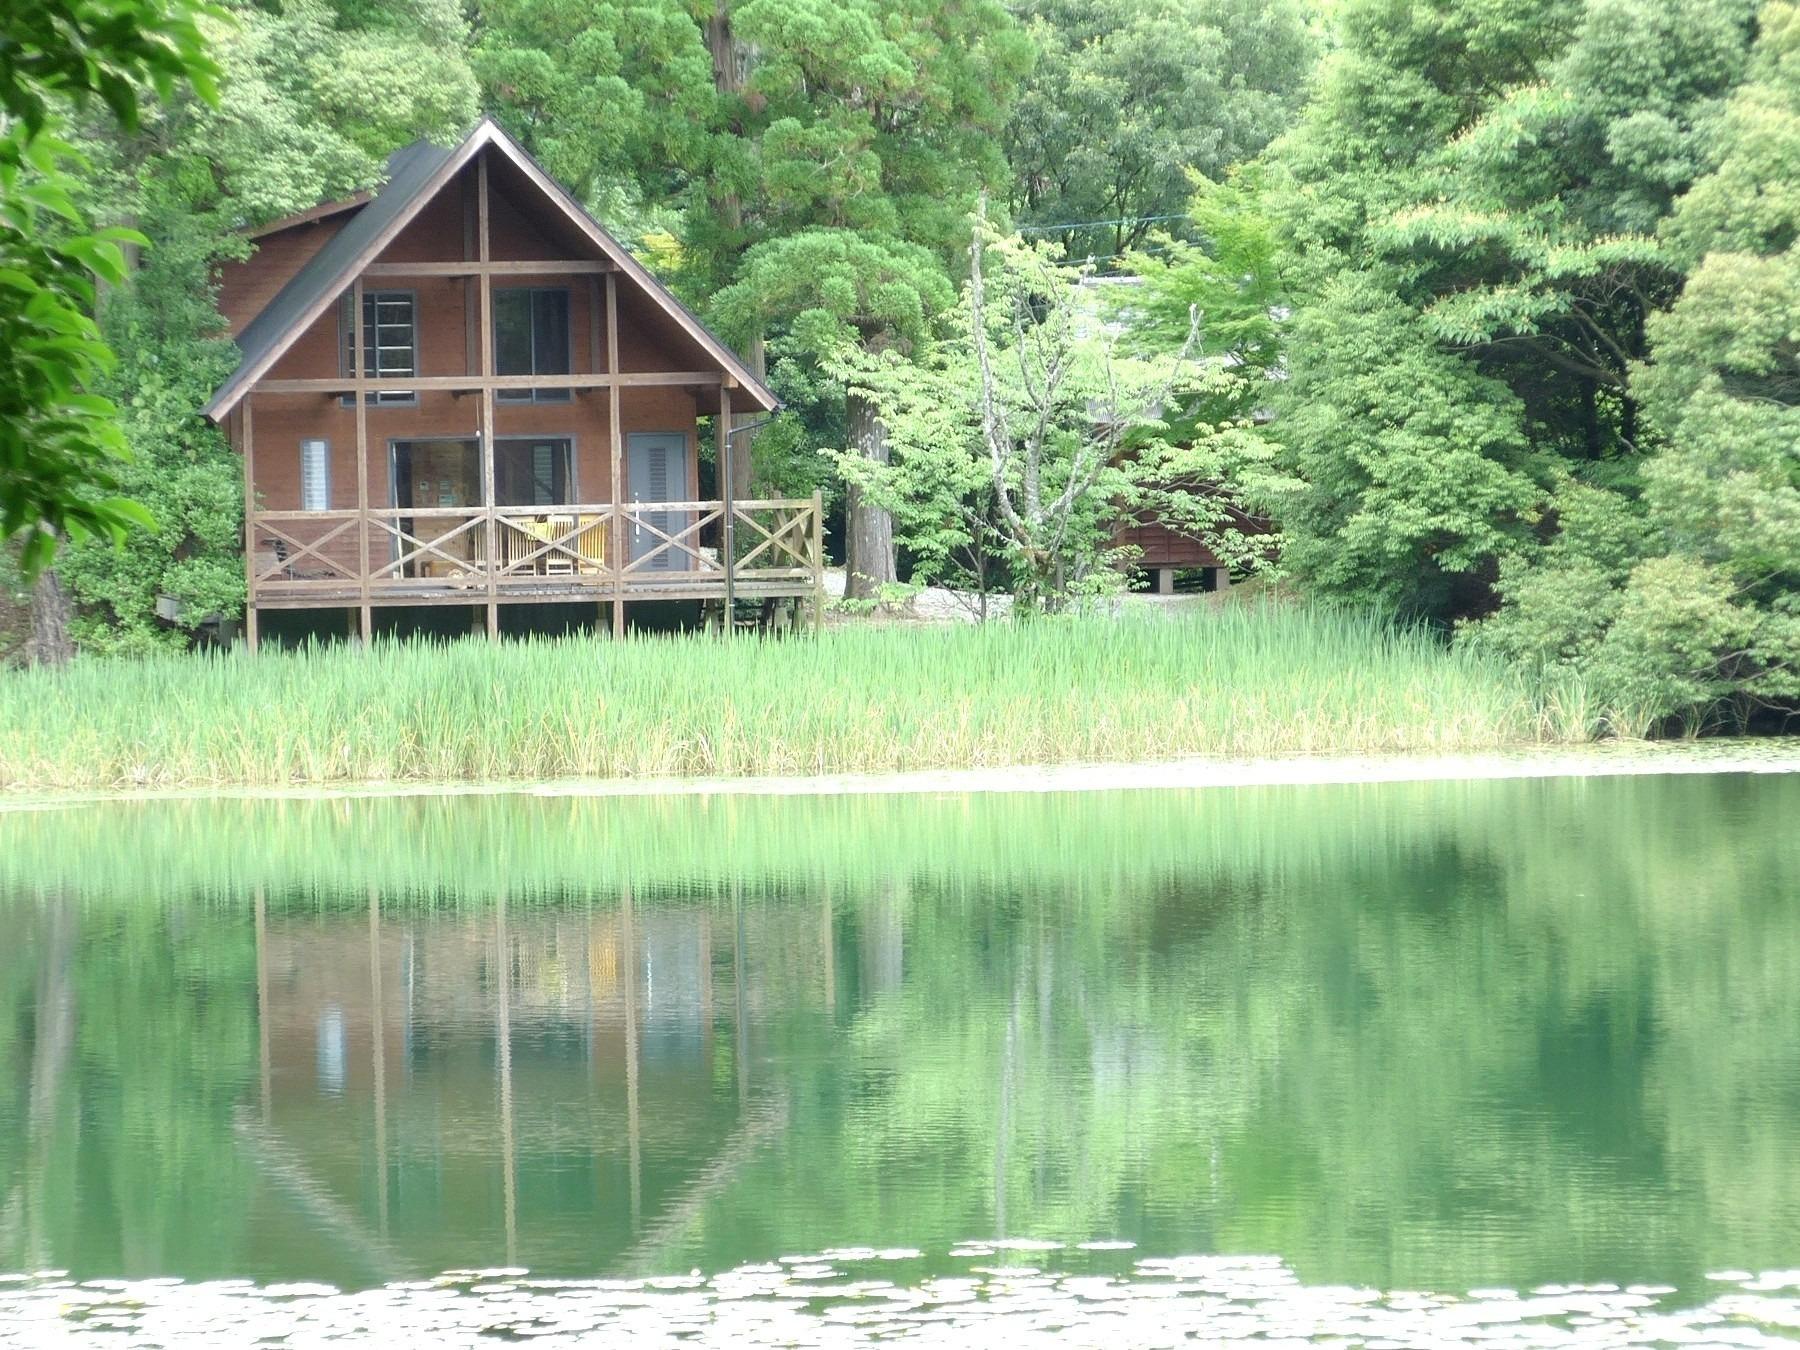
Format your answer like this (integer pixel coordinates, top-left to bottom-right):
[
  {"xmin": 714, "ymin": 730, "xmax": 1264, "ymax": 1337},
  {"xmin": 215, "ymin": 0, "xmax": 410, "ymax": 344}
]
[
  {"xmin": 575, "ymin": 515, "xmax": 606, "ymax": 574},
  {"xmin": 257, "ymin": 535, "xmax": 337, "ymax": 582},
  {"xmin": 539, "ymin": 515, "xmax": 577, "ymax": 576}
]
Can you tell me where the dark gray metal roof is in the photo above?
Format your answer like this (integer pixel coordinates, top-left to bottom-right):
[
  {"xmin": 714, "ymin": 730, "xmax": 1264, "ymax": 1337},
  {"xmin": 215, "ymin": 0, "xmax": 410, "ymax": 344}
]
[{"xmin": 205, "ymin": 137, "xmax": 459, "ymax": 419}]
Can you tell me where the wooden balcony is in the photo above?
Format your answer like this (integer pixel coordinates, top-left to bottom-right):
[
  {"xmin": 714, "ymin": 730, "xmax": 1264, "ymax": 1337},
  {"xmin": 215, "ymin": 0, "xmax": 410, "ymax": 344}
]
[{"xmin": 249, "ymin": 495, "xmax": 824, "ymax": 611}]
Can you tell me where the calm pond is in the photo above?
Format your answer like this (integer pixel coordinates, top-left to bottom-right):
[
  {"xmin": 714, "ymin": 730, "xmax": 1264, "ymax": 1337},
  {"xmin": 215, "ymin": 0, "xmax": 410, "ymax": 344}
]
[{"xmin": 0, "ymin": 772, "xmax": 1796, "ymax": 1345}]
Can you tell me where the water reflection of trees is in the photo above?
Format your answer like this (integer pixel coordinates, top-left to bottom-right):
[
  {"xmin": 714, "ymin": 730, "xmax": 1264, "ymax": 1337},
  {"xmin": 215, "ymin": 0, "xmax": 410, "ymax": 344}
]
[{"xmin": 0, "ymin": 774, "xmax": 1794, "ymax": 1291}]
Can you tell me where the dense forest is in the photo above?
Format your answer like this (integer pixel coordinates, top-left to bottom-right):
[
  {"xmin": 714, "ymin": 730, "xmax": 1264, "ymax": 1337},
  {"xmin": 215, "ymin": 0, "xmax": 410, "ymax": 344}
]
[{"xmin": 0, "ymin": 0, "xmax": 1795, "ymax": 734}]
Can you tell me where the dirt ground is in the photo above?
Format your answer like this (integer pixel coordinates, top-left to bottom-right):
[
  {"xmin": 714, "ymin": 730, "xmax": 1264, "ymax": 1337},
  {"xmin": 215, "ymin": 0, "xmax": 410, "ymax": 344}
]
[{"xmin": 818, "ymin": 566, "xmax": 1257, "ymax": 626}]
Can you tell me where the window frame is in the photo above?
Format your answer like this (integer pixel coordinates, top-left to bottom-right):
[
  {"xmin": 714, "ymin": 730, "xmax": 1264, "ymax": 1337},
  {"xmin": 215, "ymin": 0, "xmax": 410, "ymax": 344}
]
[
  {"xmin": 493, "ymin": 435, "xmax": 578, "ymax": 507},
  {"xmin": 493, "ymin": 286, "xmax": 572, "ymax": 404},
  {"xmin": 339, "ymin": 289, "xmax": 419, "ymax": 407},
  {"xmin": 300, "ymin": 437, "xmax": 332, "ymax": 512}
]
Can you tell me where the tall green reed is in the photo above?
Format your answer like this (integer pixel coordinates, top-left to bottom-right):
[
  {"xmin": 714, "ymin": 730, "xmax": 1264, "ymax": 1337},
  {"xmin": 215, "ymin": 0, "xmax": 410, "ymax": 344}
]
[{"xmin": 0, "ymin": 602, "xmax": 1588, "ymax": 792}]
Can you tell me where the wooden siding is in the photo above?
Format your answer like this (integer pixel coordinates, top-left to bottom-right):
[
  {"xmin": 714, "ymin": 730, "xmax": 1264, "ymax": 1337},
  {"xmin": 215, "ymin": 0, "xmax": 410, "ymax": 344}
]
[
  {"xmin": 241, "ymin": 161, "xmax": 709, "ymax": 583},
  {"xmin": 217, "ymin": 216, "xmax": 350, "ymax": 337},
  {"xmin": 1113, "ymin": 516, "xmax": 1227, "ymax": 570},
  {"xmin": 1111, "ymin": 500, "xmax": 1276, "ymax": 573}
]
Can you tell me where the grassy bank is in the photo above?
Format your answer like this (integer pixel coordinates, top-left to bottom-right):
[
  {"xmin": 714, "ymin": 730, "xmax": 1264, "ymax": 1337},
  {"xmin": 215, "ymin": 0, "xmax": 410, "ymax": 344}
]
[{"xmin": 0, "ymin": 603, "xmax": 1592, "ymax": 793}]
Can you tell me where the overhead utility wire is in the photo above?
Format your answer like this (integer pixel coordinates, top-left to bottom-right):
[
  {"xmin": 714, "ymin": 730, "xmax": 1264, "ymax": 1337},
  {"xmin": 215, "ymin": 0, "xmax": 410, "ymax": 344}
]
[{"xmin": 1016, "ymin": 212, "xmax": 1194, "ymax": 235}]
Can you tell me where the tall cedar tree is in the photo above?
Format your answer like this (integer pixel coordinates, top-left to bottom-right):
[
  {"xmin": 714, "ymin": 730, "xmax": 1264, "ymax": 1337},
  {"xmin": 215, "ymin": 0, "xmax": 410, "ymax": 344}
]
[
  {"xmin": 1004, "ymin": 0, "xmax": 1314, "ymax": 261},
  {"xmin": 477, "ymin": 0, "xmax": 1031, "ymax": 595}
]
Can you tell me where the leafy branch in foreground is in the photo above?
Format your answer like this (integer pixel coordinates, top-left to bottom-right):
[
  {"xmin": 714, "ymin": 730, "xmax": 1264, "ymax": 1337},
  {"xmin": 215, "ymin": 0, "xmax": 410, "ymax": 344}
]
[{"xmin": 0, "ymin": 0, "xmax": 222, "ymax": 579}]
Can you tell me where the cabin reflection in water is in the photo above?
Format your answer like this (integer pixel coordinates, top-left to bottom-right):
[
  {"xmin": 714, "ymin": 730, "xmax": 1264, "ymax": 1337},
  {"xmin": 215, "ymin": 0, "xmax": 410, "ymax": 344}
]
[{"xmin": 248, "ymin": 888, "xmax": 845, "ymax": 1279}]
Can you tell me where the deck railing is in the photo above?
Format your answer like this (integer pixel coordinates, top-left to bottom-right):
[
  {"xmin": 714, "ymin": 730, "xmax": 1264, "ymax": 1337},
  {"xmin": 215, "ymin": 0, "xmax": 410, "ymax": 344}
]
[{"xmin": 248, "ymin": 495, "xmax": 824, "ymax": 604}]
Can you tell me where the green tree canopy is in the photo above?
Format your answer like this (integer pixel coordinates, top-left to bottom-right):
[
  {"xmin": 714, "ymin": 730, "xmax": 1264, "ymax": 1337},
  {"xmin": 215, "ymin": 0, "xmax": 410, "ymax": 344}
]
[
  {"xmin": 1263, "ymin": 0, "xmax": 1760, "ymax": 623},
  {"xmin": 1004, "ymin": 0, "xmax": 1315, "ymax": 260},
  {"xmin": 478, "ymin": 0, "xmax": 1029, "ymax": 596},
  {"xmin": 1476, "ymin": 0, "xmax": 1800, "ymax": 729},
  {"xmin": 476, "ymin": 0, "xmax": 1029, "ymax": 296},
  {"xmin": 714, "ymin": 229, "xmax": 957, "ymax": 598},
  {"xmin": 0, "ymin": 0, "xmax": 221, "ymax": 578}
]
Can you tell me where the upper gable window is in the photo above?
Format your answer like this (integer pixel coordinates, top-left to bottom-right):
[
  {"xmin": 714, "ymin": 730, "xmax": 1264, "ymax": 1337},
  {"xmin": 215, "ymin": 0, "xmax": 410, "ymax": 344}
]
[
  {"xmin": 339, "ymin": 290, "xmax": 417, "ymax": 406},
  {"xmin": 494, "ymin": 287, "xmax": 571, "ymax": 403}
]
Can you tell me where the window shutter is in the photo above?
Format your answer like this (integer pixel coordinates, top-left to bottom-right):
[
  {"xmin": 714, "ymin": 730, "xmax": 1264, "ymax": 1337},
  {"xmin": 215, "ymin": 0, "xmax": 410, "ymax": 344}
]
[
  {"xmin": 301, "ymin": 439, "xmax": 331, "ymax": 512},
  {"xmin": 532, "ymin": 442, "xmax": 554, "ymax": 506},
  {"xmin": 643, "ymin": 443, "xmax": 671, "ymax": 570}
]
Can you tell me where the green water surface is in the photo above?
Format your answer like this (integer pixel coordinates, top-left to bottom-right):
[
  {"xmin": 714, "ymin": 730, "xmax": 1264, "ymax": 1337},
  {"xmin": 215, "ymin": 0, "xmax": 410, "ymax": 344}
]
[{"xmin": 0, "ymin": 772, "xmax": 1795, "ymax": 1303}]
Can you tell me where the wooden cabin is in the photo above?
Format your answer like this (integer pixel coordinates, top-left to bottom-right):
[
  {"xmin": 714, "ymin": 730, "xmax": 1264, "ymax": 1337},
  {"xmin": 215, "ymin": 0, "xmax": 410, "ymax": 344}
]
[
  {"xmin": 206, "ymin": 119, "xmax": 821, "ymax": 648},
  {"xmin": 1112, "ymin": 502, "xmax": 1267, "ymax": 594},
  {"xmin": 1070, "ymin": 277, "xmax": 1273, "ymax": 595}
]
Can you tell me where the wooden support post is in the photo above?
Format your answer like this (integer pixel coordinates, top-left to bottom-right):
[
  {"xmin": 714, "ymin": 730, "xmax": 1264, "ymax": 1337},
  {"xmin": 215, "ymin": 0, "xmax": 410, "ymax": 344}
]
[
  {"xmin": 478, "ymin": 151, "xmax": 499, "ymax": 641},
  {"xmin": 606, "ymin": 272, "xmax": 624, "ymax": 638},
  {"xmin": 495, "ymin": 891, "xmax": 518, "ymax": 1265},
  {"xmin": 590, "ymin": 273, "xmax": 606, "ymax": 637},
  {"xmin": 254, "ymin": 884, "xmax": 270, "ymax": 1122},
  {"xmin": 483, "ymin": 385, "xmax": 498, "ymax": 641},
  {"xmin": 241, "ymin": 398, "xmax": 259, "ymax": 653},
  {"xmin": 622, "ymin": 884, "xmax": 642, "ymax": 1229},
  {"xmin": 368, "ymin": 885, "xmax": 388, "ymax": 1240},
  {"xmin": 352, "ymin": 279, "xmax": 372, "ymax": 644},
  {"xmin": 811, "ymin": 487, "xmax": 825, "ymax": 635},
  {"xmin": 720, "ymin": 384, "xmax": 735, "ymax": 631}
]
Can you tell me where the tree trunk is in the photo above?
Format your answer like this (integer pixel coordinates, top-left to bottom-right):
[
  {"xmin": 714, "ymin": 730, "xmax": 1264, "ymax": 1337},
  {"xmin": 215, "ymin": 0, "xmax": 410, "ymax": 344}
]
[
  {"xmin": 22, "ymin": 896, "xmax": 76, "ymax": 1267},
  {"xmin": 30, "ymin": 568, "xmax": 73, "ymax": 666},
  {"xmin": 707, "ymin": 2, "xmax": 762, "ymax": 506},
  {"xmin": 844, "ymin": 389, "xmax": 895, "ymax": 599},
  {"xmin": 705, "ymin": 1, "xmax": 746, "ymax": 109}
]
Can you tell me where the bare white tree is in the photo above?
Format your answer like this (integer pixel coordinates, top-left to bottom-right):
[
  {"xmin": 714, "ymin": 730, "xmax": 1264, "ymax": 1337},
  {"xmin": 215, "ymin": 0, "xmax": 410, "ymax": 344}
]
[{"xmin": 968, "ymin": 195, "xmax": 1202, "ymax": 610}]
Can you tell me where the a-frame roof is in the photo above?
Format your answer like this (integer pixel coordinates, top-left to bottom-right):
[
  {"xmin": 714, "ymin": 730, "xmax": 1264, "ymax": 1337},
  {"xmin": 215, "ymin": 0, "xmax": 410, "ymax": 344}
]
[{"xmin": 204, "ymin": 119, "xmax": 777, "ymax": 421}]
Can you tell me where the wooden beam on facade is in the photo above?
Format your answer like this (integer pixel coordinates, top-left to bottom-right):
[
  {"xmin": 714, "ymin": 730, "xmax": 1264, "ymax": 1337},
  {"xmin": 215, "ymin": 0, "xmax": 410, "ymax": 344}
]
[
  {"xmin": 617, "ymin": 372, "xmax": 726, "ymax": 387},
  {"xmin": 241, "ymin": 398, "xmax": 259, "ymax": 653},
  {"xmin": 811, "ymin": 488, "xmax": 825, "ymax": 635},
  {"xmin": 361, "ymin": 259, "xmax": 613, "ymax": 278},
  {"xmin": 720, "ymin": 384, "xmax": 735, "ymax": 628},
  {"xmin": 353, "ymin": 277, "xmax": 372, "ymax": 643},
  {"xmin": 607, "ymin": 270, "xmax": 624, "ymax": 638},
  {"xmin": 250, "ymin": 371, "xmax": 723, "ymax": 396},
  {"xmin": 589, "ymin": 272, "xmax": 603, "ymax": 635},
  {"xmin": 479, "ymin": 150, "xmax": 498, "ymax": 640}
]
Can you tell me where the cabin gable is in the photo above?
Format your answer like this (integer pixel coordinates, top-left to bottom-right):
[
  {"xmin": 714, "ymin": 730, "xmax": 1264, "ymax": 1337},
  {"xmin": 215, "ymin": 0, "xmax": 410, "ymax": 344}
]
[
  {"xmin": 217, "ymin": 215, "xmax": 353, "ymax": 339},
  {"xmin": 206, "ymin": 119, "xmax": 774, "ymax": 420}
]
